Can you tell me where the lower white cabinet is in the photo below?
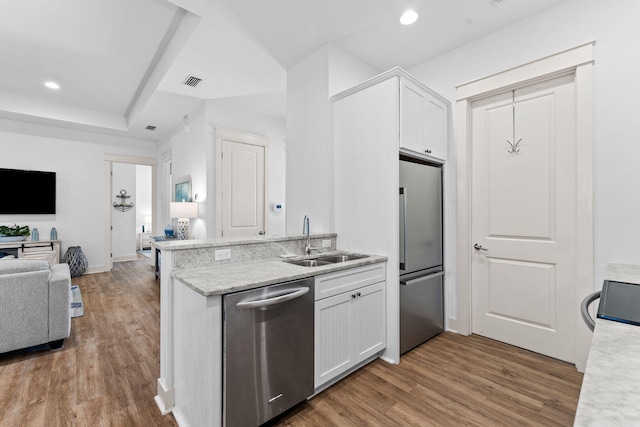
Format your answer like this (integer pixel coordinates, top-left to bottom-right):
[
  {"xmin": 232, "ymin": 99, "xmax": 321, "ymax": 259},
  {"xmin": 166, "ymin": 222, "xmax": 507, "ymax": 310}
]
[{"xmin": 314, "ymin": 263, "xmax": 386, "ymax": 389}]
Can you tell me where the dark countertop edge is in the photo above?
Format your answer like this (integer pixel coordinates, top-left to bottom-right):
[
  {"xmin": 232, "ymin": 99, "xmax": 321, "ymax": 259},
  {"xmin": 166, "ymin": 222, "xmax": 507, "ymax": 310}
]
[
  {"xmin": 151, "ymin": 233, "xmax": 338, "ymax": 251},
  {"xmin": 172, "ymin": 253, "xmax": 388, "ymax": 297}
]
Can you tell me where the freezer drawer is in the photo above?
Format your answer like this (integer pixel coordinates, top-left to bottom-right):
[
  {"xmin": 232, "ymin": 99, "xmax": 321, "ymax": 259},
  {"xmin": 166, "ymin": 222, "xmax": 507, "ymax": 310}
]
[{"xmin": 400, "ymin": 271, "xmax": 444, "ymax": 354}]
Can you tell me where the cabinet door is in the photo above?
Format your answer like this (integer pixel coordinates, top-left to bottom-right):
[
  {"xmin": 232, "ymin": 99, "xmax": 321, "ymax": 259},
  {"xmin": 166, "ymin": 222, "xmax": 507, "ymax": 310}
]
[
  {"xmin": 425, "ymin": 94, "xmax": 448, "ymax": 160},
  {"xmin": 314, "ymin": 291, "xmax": 355, "ymax": 388},
  {"xmin": 400, "ymin": 80, "xmax": 427, "ymax": 154},
  {"xmin": 400, "ymin": 79, "xmax": 448, "ymax": 161},
  {"xmin": 354, "ymin": 282, "xmax": 386, "ymax": 361}
]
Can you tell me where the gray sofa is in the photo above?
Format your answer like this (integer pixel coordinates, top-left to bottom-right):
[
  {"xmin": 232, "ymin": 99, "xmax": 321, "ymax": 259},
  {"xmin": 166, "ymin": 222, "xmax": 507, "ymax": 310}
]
[{"xmin": 0, "ymin": 259, "xmax": 72, "ymax": 353}]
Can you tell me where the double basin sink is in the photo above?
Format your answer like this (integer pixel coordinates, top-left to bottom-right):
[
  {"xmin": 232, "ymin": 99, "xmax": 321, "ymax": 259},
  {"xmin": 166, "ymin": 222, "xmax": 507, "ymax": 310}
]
[{"xmin": 284, "ymin": 253, "xmax": 368, "ymax": 267}]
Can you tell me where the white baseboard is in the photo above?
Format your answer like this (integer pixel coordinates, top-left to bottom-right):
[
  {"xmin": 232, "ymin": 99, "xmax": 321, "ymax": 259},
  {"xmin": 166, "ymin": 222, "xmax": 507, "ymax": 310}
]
[
  {"xmin": 155, "ymin": 378, "xmax": 175, "ymax": 415},
  {"xmin": 113, "ymin": 254, "xmax": 138, "ymax": 262}
]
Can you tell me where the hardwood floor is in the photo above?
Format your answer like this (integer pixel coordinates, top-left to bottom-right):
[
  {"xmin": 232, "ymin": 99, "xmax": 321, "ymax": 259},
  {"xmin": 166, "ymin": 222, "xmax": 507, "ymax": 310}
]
[
  {"xmin": 0, "ymin": 255, "xmax": 177, "ymax": 427},
  {"xmin": 0, "ymin": 258, "xmax": 583, "ymax": 426},
  {"xmin": 278, "ymin": 334, "xmax": 583, "ymax": 427}
]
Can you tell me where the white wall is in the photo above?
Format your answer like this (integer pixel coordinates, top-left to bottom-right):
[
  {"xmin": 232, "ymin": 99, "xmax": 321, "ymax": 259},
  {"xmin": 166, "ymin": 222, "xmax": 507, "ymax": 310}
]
[
  {"xmin": 0, "ymin": 118, "xmax": 156, "ymax": 272},
  {"xmin": 207, "ymin": 101, "xmax": 288, "ymax": 237},
  {"xmin": 112, "ymin": 163, "xmax": 137, "ymax": 260},
  {"xmin": 158, "ymin": 101, "xmax": 288, "ymax": 239},
  {"xmin": 158, "ymin": 103, "xmax": 209, "ymax": 239},
  {"xmin": 136, "ymin": 164, "xmax": 153, "ymax": 234},
  {"xmin": 407, "ymin": 0, "xmax": 640, "ymax": 310},
  {"xmin": 286, "ymin": 44, "xmax": 380, "ymax": 235}
]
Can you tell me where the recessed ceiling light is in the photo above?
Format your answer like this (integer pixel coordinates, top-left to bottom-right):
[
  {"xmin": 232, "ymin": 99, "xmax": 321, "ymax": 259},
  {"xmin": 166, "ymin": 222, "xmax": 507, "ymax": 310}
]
[
  {"xmin": 400, "ymin": 10, "xmax": 419, "ymax": 25},
  {"xmin": 44, "ymin": 81, "xmax": 60, "ymax": 90}
]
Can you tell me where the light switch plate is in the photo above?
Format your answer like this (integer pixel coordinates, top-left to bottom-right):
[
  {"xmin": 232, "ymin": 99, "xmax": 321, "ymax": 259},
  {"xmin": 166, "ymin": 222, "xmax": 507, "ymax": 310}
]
[
  {"xmin": 322, "ymin": 240, "xmax": 332, "ymax": 248},
  {"xmin": 215, "ymin": 249, "xmax": 231, "ymax": 261}
]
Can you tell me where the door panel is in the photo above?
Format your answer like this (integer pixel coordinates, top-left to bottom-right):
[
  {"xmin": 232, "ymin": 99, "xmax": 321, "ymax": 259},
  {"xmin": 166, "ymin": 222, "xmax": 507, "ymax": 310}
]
[
  {"xmin": 221, "ymin": 139, "xmax": 265, "ymax": 237},
  {"xmin": 486, "ymin": 259, "xmax": 555, "ymax": 328},
  {"xmin": 471, "ymin": 74, "xmax": 576, "ymax": 363}
]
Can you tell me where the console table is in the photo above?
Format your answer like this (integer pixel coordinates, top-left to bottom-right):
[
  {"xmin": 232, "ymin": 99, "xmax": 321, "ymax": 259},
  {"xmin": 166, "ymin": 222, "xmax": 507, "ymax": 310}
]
[{"xmin": 0, "ymin": 239, "xmax": 61, "ymax": 264}]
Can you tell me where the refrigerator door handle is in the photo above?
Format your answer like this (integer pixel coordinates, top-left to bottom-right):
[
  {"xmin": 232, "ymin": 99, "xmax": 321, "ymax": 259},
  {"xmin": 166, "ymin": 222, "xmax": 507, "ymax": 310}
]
[
  {"xmin": 399, "ymin": 187, "xmax": 407, "ymax": 270},
  {"xmin": 400, "ymin": 271, "xmax": 445, "ymax": 286}
]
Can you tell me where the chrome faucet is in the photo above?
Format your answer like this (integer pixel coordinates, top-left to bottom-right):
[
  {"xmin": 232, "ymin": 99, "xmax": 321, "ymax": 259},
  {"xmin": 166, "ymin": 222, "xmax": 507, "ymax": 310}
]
[{"xmin": 303, "ymin": 215, "xmax": 316, "ymax": 255}]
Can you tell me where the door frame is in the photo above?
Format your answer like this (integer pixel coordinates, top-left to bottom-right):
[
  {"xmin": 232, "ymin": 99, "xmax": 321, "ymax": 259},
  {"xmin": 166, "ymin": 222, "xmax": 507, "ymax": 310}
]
[
  {"xmin": 214, "ymin": 127, "xmax": 269, "ymax": 238},
  {"xmin": 104, "ymin": 154, "xmax": 157, "ymax": 272},
  {"xmin": 455, "ymin": 42, "xmax": 594, "ymax": 372}
]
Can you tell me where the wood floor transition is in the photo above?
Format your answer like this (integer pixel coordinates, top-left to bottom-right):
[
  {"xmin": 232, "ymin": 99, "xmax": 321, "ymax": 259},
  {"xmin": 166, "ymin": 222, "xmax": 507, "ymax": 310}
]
[{"xmin": 0, "ymin": 257, "xmax": 583, "ymax": 426}]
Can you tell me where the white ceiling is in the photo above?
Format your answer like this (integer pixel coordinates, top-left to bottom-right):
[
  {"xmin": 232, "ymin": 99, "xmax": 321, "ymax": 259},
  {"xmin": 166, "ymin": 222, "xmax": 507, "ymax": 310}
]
[{"xmin": 0, "ymin": 0, "xmax": 567, "ymax": 143}]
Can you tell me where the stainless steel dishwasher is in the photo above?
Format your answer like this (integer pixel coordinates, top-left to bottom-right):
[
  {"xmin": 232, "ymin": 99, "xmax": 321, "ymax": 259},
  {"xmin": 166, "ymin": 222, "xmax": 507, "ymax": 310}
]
[{"xmin": 223, "ymin": 278, "xmax": 314, "ymax": 427}]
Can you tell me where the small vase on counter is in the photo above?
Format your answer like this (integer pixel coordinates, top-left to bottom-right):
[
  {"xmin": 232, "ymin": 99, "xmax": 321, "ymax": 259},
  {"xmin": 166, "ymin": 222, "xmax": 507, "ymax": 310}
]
[
  {"xmin": 31, "ymin": 228, "xmax": 39, "ymax": 241},
  {"xmin": 50, "ymin": 227, "xmax": 58, "ymax": 240}
]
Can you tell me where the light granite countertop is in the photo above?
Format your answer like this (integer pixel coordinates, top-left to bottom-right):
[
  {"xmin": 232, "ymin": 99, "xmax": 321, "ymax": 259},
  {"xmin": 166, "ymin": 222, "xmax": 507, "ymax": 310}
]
[
  {"xmin": 574, "ymin": 263, "xmax": 640, "ymax": 426},
  {"xmin": 172, "ymin": 251, "xmax": 387, "ymax": 296},
  {"xmin": 153, "ymin": 233, "xmax": 337, "ymax": 251}
]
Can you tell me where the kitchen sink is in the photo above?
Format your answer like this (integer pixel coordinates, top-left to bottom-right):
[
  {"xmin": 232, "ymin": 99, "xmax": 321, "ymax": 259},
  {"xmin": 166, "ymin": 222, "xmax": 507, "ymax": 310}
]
[
  {"xmin": 285, "ymin": 259, "xmax": 332, "ymax": 267},
  {"xmin": 284, "ymin": 253, "xmax": 369, "ymax": 267},
  {"xmin": 316, "ymin": 254, "xmax": 369, "ymax": 263}
]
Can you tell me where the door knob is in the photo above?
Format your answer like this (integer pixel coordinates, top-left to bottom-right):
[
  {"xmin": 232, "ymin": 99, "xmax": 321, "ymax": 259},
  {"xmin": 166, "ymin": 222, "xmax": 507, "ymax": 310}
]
[
  {"xmin": 474, "ymin": 243, "xmax": 488, "ymax": 251},
  {"xmin": 259, "ymin": 230, "xmax": 265, "ymax": 235}
]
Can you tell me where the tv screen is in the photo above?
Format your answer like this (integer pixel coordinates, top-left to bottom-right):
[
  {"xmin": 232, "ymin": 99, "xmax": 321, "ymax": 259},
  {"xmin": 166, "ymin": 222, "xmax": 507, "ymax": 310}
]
[{"xmin": 0, "ymin": 168, "xmax": 56, "ymax": 214}]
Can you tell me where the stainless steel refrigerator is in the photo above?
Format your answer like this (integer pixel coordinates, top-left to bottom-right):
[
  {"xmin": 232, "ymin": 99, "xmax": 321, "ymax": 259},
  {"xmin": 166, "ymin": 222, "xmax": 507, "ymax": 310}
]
[{"xmin": 399, "ymin": 156, "xmax": 444, "ymax": 355}]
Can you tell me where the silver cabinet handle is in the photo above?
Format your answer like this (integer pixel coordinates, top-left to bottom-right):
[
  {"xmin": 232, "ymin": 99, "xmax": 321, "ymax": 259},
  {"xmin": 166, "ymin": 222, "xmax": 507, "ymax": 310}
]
[
  {"xmin": 236, "ymin": 287, "xmax": 309, "ymax": 309},
  {"xmin": 474, "ymin": 243, "xmax": 488, "ymax": 251}
]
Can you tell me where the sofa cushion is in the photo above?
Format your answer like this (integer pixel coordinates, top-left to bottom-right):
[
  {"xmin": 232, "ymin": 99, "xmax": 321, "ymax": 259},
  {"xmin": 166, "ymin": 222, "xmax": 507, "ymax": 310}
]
[{"xmin": 0, "ymin": 259, "xmax": 50, "ymax": 275}]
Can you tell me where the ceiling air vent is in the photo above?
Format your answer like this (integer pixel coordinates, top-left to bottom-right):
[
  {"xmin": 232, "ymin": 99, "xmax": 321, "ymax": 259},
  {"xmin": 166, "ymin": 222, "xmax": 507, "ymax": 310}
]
[
  {"xmin": 183, "ymin": 75, "xmax": 203, "ymax": 87},
  {"xmin": 146, "ymin": 125, "xmax": 157, "ymax": 131}
]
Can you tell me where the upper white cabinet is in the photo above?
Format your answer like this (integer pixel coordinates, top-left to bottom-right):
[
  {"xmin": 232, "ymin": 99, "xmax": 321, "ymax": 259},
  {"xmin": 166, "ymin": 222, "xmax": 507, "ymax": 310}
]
[{"xmin": 400, "ymin": 78, "xmax": 448, "ymax": 161}]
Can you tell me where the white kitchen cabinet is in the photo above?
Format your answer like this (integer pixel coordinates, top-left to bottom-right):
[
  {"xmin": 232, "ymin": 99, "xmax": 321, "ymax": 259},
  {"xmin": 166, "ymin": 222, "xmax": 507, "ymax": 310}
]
[
  {"xmin": 400, "ymin": 78, "xmax": 448, "ymax": 160},
  {"xmin": 314, "ymin": 263, "xmax": 386, "ymax": 389},
  {"xmin": 332, "ymin": 68, "xmax": 449, "ymax": 363}
]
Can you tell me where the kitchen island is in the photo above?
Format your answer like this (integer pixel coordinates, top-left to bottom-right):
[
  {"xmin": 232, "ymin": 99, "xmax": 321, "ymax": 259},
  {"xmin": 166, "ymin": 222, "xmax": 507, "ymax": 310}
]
[
  {"xmin": 152, "ymin": 234, "xmax": 388, "ymax": 427},
  {"xmin": 574, "ymin": 264, "xmax": 640, "ymax": 425}
]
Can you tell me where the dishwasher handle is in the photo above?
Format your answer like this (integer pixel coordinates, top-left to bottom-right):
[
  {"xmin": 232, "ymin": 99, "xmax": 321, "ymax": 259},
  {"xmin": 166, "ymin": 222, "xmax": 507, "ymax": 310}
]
[{"xmin": 236, "ymin": 287, "xmax": 309, "ymax": 309}]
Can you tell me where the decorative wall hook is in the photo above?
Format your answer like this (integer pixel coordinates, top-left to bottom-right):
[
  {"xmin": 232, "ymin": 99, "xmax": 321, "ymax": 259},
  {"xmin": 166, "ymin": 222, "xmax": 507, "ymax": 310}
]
[
  {"xmin": 507, "ymin": 138, "xmax": 522, "ymax": 153},
  {"xmin": 113, "ymin": 189, "xmax": 134, "ymax": 212},
  {"xmin": 506, "ymin": 90, "xmax": 523, "ymax": 154}
]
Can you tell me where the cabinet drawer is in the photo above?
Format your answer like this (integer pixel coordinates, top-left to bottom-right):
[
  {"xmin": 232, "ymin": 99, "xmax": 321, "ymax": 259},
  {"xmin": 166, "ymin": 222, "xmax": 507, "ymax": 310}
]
[{"xmin": 315, "ymin": 262, "xmax": 386, "ymax": 301}]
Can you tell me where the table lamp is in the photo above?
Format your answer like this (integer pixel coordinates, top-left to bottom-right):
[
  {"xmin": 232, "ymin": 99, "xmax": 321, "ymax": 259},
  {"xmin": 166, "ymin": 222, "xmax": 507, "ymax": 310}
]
[{"xmin": 170, "ymin": 201, "xmax": 198, "ymax": 240}]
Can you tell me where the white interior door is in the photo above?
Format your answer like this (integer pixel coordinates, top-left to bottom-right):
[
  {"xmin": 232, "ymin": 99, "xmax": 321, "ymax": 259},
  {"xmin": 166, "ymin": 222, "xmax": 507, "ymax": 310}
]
[
  {"xmin": 220, "ymin": 139, "xmax": 266, "ymax": 238},
  {"xmin": 471, "ymin": 74, "xmax": 577, "ymax": 363}
]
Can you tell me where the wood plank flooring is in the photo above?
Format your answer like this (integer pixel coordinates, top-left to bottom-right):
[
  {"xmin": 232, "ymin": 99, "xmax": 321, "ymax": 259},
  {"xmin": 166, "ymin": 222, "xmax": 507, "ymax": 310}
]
[
  {"xmin": 0, "ymin": 257, "xmax": 583, "ymax": 426},
  {"xmin": 0, "ymin": 255, "xmax": 177, "ymax": 427},
  {"xmin": 277, "ymin": 334, "xmax": 583, "ymax": 427}
]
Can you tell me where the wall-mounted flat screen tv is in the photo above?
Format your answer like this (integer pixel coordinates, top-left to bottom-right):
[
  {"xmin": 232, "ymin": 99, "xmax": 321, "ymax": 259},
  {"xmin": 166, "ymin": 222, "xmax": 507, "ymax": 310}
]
[{"xmin": 0, "ymin": 168, "xmax": 56, "ymax": 214}]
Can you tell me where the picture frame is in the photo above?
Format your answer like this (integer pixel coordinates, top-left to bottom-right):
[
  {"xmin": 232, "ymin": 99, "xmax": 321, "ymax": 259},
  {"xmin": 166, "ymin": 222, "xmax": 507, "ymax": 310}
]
[{"xmin": 174, "ymin": 177, "xmax": 192, "ymax": 202}]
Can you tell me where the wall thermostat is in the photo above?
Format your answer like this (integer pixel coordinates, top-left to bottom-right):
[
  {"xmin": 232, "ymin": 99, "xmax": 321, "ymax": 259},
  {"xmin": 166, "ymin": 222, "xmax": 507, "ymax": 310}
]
[{"xmin": 271, "ymin": 202, "xmax": 284, "ymax": 213}]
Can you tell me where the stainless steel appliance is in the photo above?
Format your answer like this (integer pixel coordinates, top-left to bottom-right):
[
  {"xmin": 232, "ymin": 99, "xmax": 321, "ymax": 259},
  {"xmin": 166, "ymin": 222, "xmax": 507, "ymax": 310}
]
[
  {"xmin": 223, "ymin": 278, "xmax": 314, "ymax": 427},
  {"xmin": 399, "ymin": 156, "xmax": 444, "ymax": 354}
]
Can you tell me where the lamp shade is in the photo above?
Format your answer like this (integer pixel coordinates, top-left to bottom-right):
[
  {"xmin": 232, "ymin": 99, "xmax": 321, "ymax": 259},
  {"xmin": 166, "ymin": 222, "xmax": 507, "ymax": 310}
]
[{"xmin": 170, "ymin": 201, "xmax": 198, "ymax": 219}]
